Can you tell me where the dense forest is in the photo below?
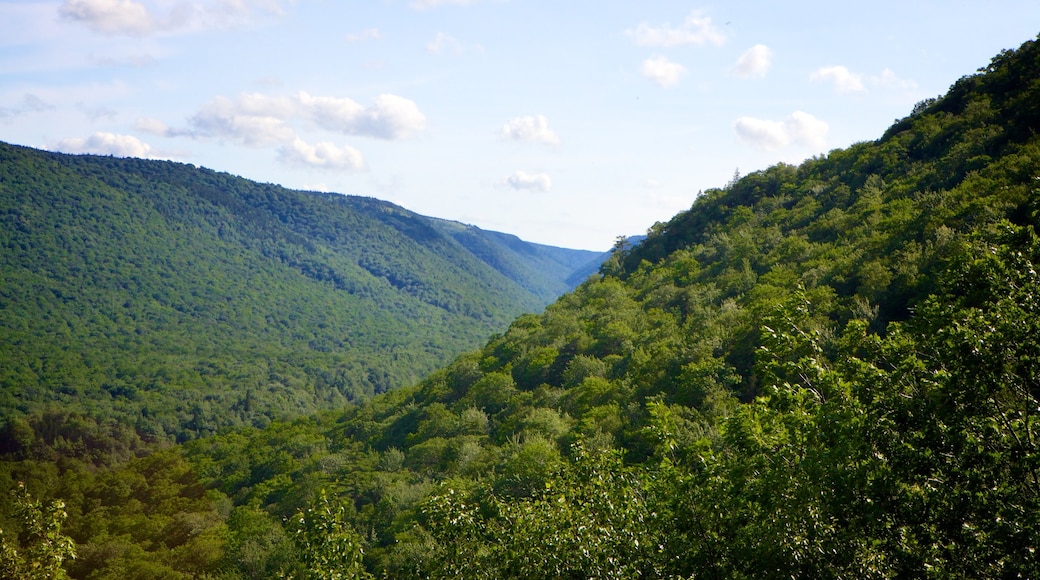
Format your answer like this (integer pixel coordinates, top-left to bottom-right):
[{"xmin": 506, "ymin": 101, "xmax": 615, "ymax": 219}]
[
  {"xmin": 3, "ymin": 33, "xmax": 1040, "ymax": 579},
  {"xmin": 0, "ymin": 147, "xmax": 597, "ymax": 442}
]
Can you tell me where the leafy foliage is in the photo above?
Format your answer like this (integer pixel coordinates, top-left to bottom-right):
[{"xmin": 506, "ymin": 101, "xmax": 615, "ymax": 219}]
[
  {"xmin": 0, "ymin": 483, "xmax": 76, "ymax": 580},
  {"xmin": 4, "ymin": 32, "xmax": 1040, "ymax": 580},
  {"xmin": 0, "ymin": 143, "xmax": 597, "ymax": 441},
  {"xmin": 423, "ymin": 443, "xmax": 660, "ymax": 580},
  {"xmin": 283, "ymin": 490, "xmax": 371, "ymax": 579}
]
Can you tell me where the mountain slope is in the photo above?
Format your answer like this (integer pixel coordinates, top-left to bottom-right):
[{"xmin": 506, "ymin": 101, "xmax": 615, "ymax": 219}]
[
  {"xmin": 167, "ymin": 33, "xmax": 1039, "ymax": 578},
  {"xmin": 428, "ymin": 219, "xmax": 599, "ymax": 303},
  {"xmin": 3, "ymin": 33, "xmax": 1040, "ymax": 580},
  {"xmin": 0, "ymin": 142, "xmax": 598, "ymax": 440}
]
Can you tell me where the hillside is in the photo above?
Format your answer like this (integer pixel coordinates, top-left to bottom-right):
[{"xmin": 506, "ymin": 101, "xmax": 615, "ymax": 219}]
[
  {"xmin": 0, "ymin": 143, "xmax": 599, "ymax": 440},
  {"xmin": 2, "ymin": 34, "xmax": 1040, "ymax": 579}
]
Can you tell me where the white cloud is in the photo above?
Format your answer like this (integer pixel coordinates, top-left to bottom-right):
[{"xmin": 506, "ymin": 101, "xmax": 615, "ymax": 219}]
[
  {"xmin": 188, "ymin": 93, "xmax": 297, "ymax": 145},
  {"xmin": 810, "ymin": 65, "xmax": 865, "ymax": 93},
  {"xmin": 811, "ymin": 66, "xmax": 917, "ymax": 95},
  {"xmin": 278, "ymin": 138, "xmax": 365, "ymax": 170},
  {"xmin": 734, "ymin": 44, "xmax": 772, "ymax": 78},
  {"xmin": 57, "ymin": 0, "xmax": 293, "ymax": 37},
  {"xmin": 641, "ymin": 55, "xmax": 686, "ymax": 88},
  {"xmin": 345, "ymin": 28, "xmax": 381, "ymax": 43},
  {"xmin": 227, "ymin": 92, "xmax": 299, "ymax": 117},
  {"xmin": 295, "ymin": 92, "xmax": 364, "ymax": 131},
  {"xmin": 58, "ymin": 0, "xmax": 155, "ymax": 36},
  {"xmin": 733, "ymin": 117, "xmax": 788, "ymax": 151},
  {"xmin": 299, "ymin": 92, "xmax": 427, "ymax": 140},
  {"xmin": 426, "ymin": 32, "xmax": 463, "ymax": 55},
  {"xmin": 500, "ymin": 115, "xmax": 560, "ymax": 145},
  {"xmin": 54, "ymin": 131, "xmax": 155, "ymax": 157},
  {"xmin": 626, "ymin": 11, "xmax": 725, "ymax": 47},
  {"xmin": 135, "ymin": 116, "xmax": 171, "ymax": 135},
  {"xmin": 183, "ymin": 91, "xmax": 427, "ymax": 144},
  {"xmin": 733, "ymin": 111, "xmax": 828, "ymax": 151},
  {"xmin": 869, "ymin": 68, "xmax": 918, "ymax": 92},
  {"xmin": 505, "ymin": 171, "xmax": 552, "ymax": 192},
  {"xmin": 785, "ymin": 111, "xmax": 829, "ymax": 149},
  {"xmin": 359, "ymin": 94, "xmax": 428, "ymax": 139}
]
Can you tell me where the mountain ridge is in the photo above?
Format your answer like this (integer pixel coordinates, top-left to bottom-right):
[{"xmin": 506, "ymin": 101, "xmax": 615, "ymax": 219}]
[
  {"xmin": 0, "ymin": 141, "xmax": 600, "ymax": 440},
  {"xmin": 168, "ymin": 32, "xmax": 1040, "ymax": 577}
]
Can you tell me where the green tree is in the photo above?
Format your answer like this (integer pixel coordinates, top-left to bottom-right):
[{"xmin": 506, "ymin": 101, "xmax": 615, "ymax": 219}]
[
  {"xmin": 284, "ymin": 489, "xmax": 372, "ymax": 580},
  {"xmin": 0, "ymin": 483, "xmax": 76, "ymax": 580},
  {"xmin": 423, "ymin": 442, "xmax": 663, "ymax": 579}
]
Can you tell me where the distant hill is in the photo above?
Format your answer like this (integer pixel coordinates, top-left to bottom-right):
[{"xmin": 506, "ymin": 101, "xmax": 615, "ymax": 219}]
[
  {"xmin": 427, "ymin": 219, "xmax": 601, "ymax": 303},
  {"xmin": 0, "ymin": 142, "xmax": 599, "ymax": 440},
  {"xmin": 564, "ymin": 234, "xmax": 647, "ymax": 286}
]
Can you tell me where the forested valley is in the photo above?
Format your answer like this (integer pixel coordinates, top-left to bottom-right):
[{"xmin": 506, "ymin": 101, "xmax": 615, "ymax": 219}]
[
  {"xmin": 3, "ymin": 33, "xmax": 1040, "ymax": 579},
  {"xmin": 0, "ymin": 143, "xmax": 597, "ymax": 443}
]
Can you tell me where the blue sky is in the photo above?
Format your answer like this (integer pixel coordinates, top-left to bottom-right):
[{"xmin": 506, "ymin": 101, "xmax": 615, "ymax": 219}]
[{"xmin": 2, "ymin": 1, "xmax": 1038, "ymax": 250}]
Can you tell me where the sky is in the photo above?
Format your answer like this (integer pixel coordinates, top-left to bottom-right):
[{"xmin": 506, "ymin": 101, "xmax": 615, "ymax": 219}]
[{"xmin": 1, "ymin": 1, "xmax": 1039, "ymax": 250}]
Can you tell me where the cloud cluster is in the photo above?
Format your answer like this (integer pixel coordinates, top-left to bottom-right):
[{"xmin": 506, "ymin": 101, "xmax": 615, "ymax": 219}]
[
  {"xmin": 641, "ymin": 55, "xmax": 686, "ymax": 88},
  {"xmin": 135, "ymin": 116, "xmax": 173, "ymax": 135},
  {"xmin": 59, "ymin": 0, "xmax": 154, "ymax": 36},
  {"xmin": 810, "ymin": 65, "xmax": 864, "ymax": 93},
  {"xmin": 58, "ymin": 0, "xmax": 291, "ymax": 37},
  {"xmin": 734, "ymin": 44, "xmax": 772, "ymax": 79},
  {"xmin": 297, "ymin": 92, "xmax": 427, "ymax": 140},
  {"xmin": 628, "ymin": 11, "xmax": 724, "ymax": 89},
  {"xmin": 500, "ymin": 115, "xmax": 560, "ymax": 145},
  {"xmin": 811, "ymin": 66, "xmax": 917, "ymax": 94},
  {"xmin": 871, "ymin": 68, "xmax": 918, "ymax": 92},
  {"xmin": 733, "ymin": 111, "xmax": 828, "ymax": 152},
  {"xmin": 278, "ymin": 138, "xmax": 364, "ymax": 170},
  {"xmin": 169, "ymin": 91, "xmax": 426, "ymax": 145},
  {"xmin": 504, "ymin": 171, "xmax": 552, "ymax": 192},
  {"xmin": 187, "ymin": 94, "xmax": 297, "ymax": 145},
  {"xmin": 139, "ymin": 90, "xmax": 426, "ymax": 169},
  {"xmin": 55, "ymin": 131, "xmax": 156, "ymax": 157},
  {"xmin": 626, "ymin": 11, "xmax": 726, "ymax": 48}
]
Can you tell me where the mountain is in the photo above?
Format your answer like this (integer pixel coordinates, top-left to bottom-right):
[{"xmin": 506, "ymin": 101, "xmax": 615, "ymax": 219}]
[
  {"xmin": 3, "ymin": 33, "xmax": 1040, "ymax": 579},
  {"xmin": 427, "ymin": 218, "xmax": 601, "ymax": 303},
  {"xmin": 0, "ymin": 142, "xmax": 599, "ymax": 440},
  {"xmin": 563, "ymin": 234, "xmax": 646, "ymax": 287}
]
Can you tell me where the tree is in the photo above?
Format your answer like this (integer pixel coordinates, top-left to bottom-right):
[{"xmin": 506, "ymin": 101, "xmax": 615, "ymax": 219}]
[
  {"xmin": 284, "ymin": 489, "xmax": 372, "ymax": 580},
  {"xmin": 0, "ymin": 482, "xmax": 76, "ymax": 580},
  {"xmin": 423, "ymin": 442, "xmax": 663, "ymax": 579},
  {"xmin": 601, "ymin": 236, "xmax": 633, "ymax": 277}
]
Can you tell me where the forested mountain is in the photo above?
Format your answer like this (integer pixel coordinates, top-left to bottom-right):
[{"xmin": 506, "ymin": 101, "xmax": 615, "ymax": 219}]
[
  {"xmin": 0, "ymin": 143, "xmax": 598, "ymax": 441},
  {"xmin": 3, "ymin": 34, "xmax": 1040, "ymax": 579},
  {"xmin": 563, "ymin": 234, "xmax": 647, "ymax": 288}
]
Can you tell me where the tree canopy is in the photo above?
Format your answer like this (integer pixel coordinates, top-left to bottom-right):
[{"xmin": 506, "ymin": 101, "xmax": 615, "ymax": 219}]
[
  {"xmin": 3, "ymin": 31, "xmax": 1040, "ymax": 580},
  {"xmin": 0, "ymin": 143, "xmax": 597, "ymax": 441}
]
